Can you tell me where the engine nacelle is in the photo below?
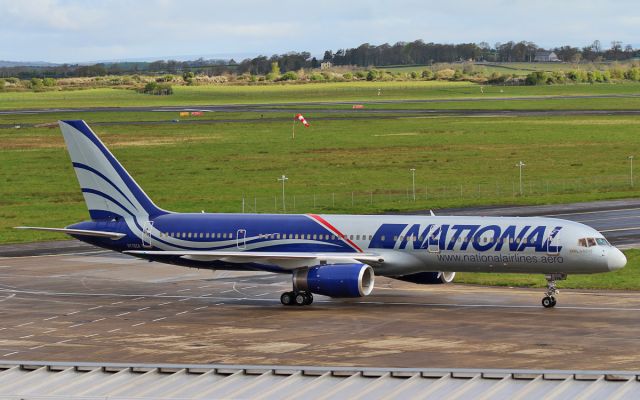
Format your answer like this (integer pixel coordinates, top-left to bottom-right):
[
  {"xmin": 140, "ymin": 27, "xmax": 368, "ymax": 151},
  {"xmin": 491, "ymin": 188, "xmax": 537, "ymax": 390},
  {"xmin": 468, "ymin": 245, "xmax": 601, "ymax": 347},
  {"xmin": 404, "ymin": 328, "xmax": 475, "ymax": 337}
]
[
  {"xmin": 293, "ymin": 264, "xmax": 375, "ymax": 298},
  {"xmin": 396, "ymin": 271, "xmax": 456, "ymax": 285}
]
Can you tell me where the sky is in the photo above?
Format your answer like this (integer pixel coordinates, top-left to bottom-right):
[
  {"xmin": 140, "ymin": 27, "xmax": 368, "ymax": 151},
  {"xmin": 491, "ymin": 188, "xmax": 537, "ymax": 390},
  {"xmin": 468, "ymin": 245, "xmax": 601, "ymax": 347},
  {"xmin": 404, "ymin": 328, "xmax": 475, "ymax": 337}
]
[{"xmin": 1, "ymin": 0, "xmax": 639, "ymax": 63}]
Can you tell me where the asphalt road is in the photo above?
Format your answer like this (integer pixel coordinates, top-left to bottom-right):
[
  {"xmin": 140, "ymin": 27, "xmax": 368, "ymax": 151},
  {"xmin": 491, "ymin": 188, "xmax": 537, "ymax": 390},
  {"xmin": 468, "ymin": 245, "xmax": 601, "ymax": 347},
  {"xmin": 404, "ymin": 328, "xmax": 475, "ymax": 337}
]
[{"xmin": 1, "ymin": 251, "xmax": 640, "ymax": 369}]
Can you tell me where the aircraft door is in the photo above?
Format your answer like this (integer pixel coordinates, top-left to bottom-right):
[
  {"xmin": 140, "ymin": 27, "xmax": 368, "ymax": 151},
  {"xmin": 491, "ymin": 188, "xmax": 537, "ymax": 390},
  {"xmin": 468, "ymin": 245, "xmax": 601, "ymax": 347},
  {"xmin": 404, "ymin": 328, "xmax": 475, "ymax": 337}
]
[
  {"xmin": 237, "ymin": 229, "xmax": 246, "ymax": 249},
  {"xmin": 546, "ymin": 227, "xmax": 560, "ymax": 255},
  {"xmin": 427, "ymin": 225, "xmax": 440, "ymax": 253},
  {"xmin": 142, "ymin": 221, "xmax": 154, "ymax": 248}
]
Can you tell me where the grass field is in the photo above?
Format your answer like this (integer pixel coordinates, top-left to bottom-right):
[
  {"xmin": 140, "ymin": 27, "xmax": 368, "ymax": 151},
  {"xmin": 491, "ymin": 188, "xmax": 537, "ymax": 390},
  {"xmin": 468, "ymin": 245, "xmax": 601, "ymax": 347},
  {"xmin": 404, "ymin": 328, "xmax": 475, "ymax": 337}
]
[
  {"xmin": 1, "ymin": 80, "xmax": 639, "ymax": 290},
  {"xmin": 1, "ymin": 81, "xmax": 640, "ymax": 110}
]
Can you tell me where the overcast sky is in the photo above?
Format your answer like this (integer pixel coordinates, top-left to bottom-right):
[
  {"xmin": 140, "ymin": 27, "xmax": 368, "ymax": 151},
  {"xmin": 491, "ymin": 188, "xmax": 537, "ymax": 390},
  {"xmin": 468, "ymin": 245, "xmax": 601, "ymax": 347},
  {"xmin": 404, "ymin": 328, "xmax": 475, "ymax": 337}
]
[{"xmin": 1, "ymin": 0, "xmax": 639, "ymax": 63}]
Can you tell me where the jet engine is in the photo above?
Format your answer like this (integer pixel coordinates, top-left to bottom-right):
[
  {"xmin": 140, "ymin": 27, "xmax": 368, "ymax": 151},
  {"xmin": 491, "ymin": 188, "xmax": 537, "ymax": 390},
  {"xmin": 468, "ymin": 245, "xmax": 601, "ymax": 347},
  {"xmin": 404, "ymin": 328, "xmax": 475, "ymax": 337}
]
[
  {"xmin": 293, "ymin": 264, "xmax": 375, "ymax": 298},
  {"xmin": 396, "ymin": 271, "xmax": 456, "ymax": 284}
]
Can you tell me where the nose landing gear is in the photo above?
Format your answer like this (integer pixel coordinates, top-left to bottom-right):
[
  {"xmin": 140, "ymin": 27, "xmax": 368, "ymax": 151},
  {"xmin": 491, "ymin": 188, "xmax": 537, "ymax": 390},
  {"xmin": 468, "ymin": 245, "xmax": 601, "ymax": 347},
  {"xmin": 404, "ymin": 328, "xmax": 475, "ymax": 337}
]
[{"xmin": 542, "ymin": 273, "xmax": 566, "ymax": 308}]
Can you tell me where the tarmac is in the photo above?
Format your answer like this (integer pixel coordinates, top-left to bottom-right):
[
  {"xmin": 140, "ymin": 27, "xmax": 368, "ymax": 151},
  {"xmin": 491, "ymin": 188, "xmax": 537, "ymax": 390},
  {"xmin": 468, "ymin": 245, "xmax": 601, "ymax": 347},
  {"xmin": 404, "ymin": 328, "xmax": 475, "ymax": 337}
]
[{"xmin": 0, "ymin": 200, "xmax": 639, "ymax": 370}]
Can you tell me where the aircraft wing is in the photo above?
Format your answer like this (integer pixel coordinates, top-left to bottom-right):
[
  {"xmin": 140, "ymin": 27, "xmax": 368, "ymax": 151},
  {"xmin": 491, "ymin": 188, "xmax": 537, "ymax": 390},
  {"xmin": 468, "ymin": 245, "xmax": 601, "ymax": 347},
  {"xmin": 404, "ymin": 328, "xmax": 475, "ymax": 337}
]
[
  {"xmin": 125, "ymin": 250, "xmax": 384, "ymax": 269},
  {"xmin": 14, "ymin": 226, "xmax": 126, "ymax": 240}
]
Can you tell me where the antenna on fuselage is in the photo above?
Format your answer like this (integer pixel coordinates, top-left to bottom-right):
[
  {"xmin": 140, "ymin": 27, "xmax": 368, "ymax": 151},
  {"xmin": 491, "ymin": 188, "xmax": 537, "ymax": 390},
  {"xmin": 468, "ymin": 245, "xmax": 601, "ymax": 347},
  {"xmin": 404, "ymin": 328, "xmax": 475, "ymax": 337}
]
[{"xmin": 430, "ymin": 210, "xmax": 435, "ymax": 216}]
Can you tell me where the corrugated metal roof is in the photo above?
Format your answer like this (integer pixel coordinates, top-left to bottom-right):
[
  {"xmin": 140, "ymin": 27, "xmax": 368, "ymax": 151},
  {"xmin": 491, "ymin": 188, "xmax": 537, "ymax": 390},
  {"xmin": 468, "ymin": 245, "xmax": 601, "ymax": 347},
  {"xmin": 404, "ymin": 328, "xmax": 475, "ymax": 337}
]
[{"xmin": 0, "ymin": 361, "xmax": 639, "ymax": 399}]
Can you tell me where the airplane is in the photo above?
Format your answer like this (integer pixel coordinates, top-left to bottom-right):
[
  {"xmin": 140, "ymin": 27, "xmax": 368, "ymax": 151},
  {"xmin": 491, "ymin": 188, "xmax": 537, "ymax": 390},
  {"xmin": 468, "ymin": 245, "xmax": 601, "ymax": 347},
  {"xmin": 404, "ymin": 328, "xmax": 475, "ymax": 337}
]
[{"xmin": 16, "ymin": 120, "xmax": 627, "ymax": 309}]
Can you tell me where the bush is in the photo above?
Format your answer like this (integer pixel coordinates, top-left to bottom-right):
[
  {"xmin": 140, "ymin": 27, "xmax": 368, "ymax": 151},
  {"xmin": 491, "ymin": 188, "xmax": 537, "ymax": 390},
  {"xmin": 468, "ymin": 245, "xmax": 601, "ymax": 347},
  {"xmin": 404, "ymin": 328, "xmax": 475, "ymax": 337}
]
[
  {"xmin": 626, "ymin": 67, "xmax": 640, "ymax": 81},
  {"xmin": 141, "ymin": 81, "xmax": 173, "ymax": 95},
  {"xmin": 4, "ymin": 77, "xmax": 19, "ymax": 84},
  {"xmin": 265, "ymin": 72, "xmax": 278, "ymax": 81},
  {"xmin": 421, "ymin": 69, "xmax": 433, "ymax": 80},
  {"xmin": 309, "ymin": 73, "xmax": 324, "ymax": 81},
  {"xmin": 355, "ymin": 71, "xmax": 367, "ymax": 79},
  {"xmin": 434, "ymin": 69, "xmax": 455, "ymax": 80},
  {"xmin": 0, "ymin": 79, "xmax": 4, "ymax": 90},
  {"xmin": 42, "ymin": 77, "xmax": 56, "ymax": 87},
  {"xmin": 453, "ymin": 70, "xmax": 463, "ymax": 80},
  {"xmin": 342, "ymin": 72, "xmax": 353, "ymax": 80},
  {"xmin": 279, "ymin": 71, "xmax": 298, "ymax": 81},
  {"xmin": 182, "ymin": 71, "xmax": 195, "ymax": 85},
  {"xmin": 156, "ymin": 74, "xmax": 174, "ymax": 82},
  {"xmin": 366, "ymin": 70, "xmax": 378, "ymax": 81},
  {"xmin": 487, "ymin": 72, "xmax": 508, "ymax": 84},
  {"xmin": 525, "ymin": 71, "xmax": 548, "ymax": 85},
  {"xmin": 30, "ymin": 77, "xmax": 44, "ymax": 88}
]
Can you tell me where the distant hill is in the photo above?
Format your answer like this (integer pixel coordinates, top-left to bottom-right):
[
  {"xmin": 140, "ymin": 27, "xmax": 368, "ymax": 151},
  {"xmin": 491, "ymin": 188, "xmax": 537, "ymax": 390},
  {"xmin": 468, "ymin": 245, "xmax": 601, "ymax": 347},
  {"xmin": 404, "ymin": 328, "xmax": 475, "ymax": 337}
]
[{"xmin": 0, "ymin": 60, "xmax": 60, "ymax": 67}]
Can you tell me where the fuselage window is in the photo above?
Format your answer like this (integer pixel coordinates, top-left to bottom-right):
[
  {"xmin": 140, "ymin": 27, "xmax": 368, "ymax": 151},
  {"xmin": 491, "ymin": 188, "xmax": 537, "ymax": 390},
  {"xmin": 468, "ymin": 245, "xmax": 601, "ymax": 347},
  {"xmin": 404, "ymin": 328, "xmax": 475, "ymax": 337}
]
[
  {"xmin": 307, "ymin": 234, "xmax": 311, "ymax": 240},
  {"xmin": 187, "ymin": 232, "xmax": 192, "ymax": 238}
]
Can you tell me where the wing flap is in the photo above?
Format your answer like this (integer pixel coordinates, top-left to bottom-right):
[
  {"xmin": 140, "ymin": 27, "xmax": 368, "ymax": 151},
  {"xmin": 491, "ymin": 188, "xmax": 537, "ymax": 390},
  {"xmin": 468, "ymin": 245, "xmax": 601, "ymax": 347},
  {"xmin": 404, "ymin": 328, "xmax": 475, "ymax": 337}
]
[{"xmin": 14, "ymin": 226, "xmax": 126, "ymax": 240}]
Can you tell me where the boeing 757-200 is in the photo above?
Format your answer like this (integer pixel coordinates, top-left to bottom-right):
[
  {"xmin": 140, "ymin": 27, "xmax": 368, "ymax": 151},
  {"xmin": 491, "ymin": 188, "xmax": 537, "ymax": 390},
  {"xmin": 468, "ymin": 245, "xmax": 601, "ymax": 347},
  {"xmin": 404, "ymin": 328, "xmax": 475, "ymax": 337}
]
[{"xmin": 17, "ymin": 121, "xmax": 627, "ymax": 308}]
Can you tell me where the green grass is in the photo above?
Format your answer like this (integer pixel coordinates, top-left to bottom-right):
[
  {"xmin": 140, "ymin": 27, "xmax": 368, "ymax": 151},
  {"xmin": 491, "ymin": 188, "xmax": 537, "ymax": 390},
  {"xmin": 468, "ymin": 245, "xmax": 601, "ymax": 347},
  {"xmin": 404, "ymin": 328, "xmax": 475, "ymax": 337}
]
[
  {"xmin": 1, "ymin": 81, "xmax": 639, "ymax": 110},
  {"xmin": 2, "ymin": 113, "xmax": 640, "ymax": 243},
  {"xmin": 457, "ymin": 250, "xmax": 640, "ymax": 290}
]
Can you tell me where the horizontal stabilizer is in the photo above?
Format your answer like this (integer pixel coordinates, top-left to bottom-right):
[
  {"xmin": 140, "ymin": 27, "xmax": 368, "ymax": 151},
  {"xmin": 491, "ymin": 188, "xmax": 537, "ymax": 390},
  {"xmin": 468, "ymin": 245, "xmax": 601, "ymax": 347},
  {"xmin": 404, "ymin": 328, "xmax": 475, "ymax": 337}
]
[
  {"xmin": 14, "ymin": 226, "xmax": 126, "ymax": 240},
  {"xmin": 125, "ymin": 250, "xmax": 384, "ymax": 268}
]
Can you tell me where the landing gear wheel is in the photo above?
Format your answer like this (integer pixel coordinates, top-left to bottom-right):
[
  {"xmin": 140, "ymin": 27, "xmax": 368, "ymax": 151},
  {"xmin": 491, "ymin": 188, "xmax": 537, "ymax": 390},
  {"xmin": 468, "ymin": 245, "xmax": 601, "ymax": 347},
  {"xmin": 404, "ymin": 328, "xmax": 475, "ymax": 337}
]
[
  {"xmin": 294, "ymin": 292, "xmax": 307, "ymax": 306},
  {"xmin": 541, "ymin": 273, "xmax": 566, "ymax": 308},
  {"xmin": 280, "ymin": 291, "xmax": 294, "ymax": 306},
  {"xmin": 304, "ymin": 292, "xmax": 313, "ymax": 305},
  {"xmin": 542, "ymin": 296, "xmax": 555, "ymax": 308}
]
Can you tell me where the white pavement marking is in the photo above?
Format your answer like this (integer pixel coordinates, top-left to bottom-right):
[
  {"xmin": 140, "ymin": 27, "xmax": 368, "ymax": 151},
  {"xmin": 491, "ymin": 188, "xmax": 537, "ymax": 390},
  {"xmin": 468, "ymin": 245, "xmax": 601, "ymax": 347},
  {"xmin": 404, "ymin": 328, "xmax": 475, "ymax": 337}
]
[
  {"xmin": 154, "ymin": 292, "xmax": 167, "ymax": 296},
  {"xmin": 178, "ymin": 298, "xmax": 190, "ymax": 302},
  {"xmin": 197, "ymin": 285, "xmax": 210, "ymax": 289},
  {"xmin": 19, "ymin": 335, "xmax": 34, "ymax": 339},
  {"xmin": 255, "ymin": 293, "xmax": 272, "ymax": 297},
  {"xmin": 600, "ymin": 226, "xmax": 640, "ymax": 233},
  {"xmin": 69, "ymin": 323, "xmax": 84, "ymax": 328},
  {"xmin": 215, "ymin": 303, "xmax": 225, "ymax": 305},
  {"xmin": 0, "ymin": 328, "xmax": 5, "ymax": 331},
  {"xmin": 67, "ymin": 311, "xmax": 80, "ymax": 315},
  {"xmin": 193, "ymin": 306, "xmax": 208, "ymax": 311},
  {"xmin": 132, "ymin": 297, "xmax": 145, "ymax": 301},
  {"xmin": 87, "ymin": 306, "xmax": 103, "ymax": 310},
  {"xmin": 158, "ymin": 302, "xmax": 172, "ymax": 306},
  {"xmin": 56, "ymin": 339, "xmax": 71, "ymax": 344},
  {"xmin": 137, "ymin": 307, "xmax": 150, "ymax": 311},
  {"xmin": 131, "ymin": 322, "xmax": 145, "ymax": 327},
  {"xmin": 91, "ymin": 318, "xmax": 106, "ymax": 323},
  {"xmin": 115, "ymin": 312, "xmax": 130, "ymax": 317},
  {"xmin": 43, "ymin": 316, "xmax": 58, "ymax": 321},
  {"xmin": 85, "ymin": 333, "xmax": 99, "ymax": 338},
  {"xmin": 111, "ymin": 301, "xmax": 124, "ymax": 305},
  {"xmin": 15, "ymin": 322, "xmax": 34, "ymax": 327},
  {"xmin": 2, "ymin": 352, "xmax": 19, "ymax": 357},
  {"xmin": 0, "ymin": 293, "xmax": 15, "ymax": 302},
  {"xmin": 221, "ymin": 290, "xmax": 233, "ymax": 293},
  {"xmin": 152, "ymin": 317, "xmax": 166, "ymax": 322},
  {"xmin": 43, "ymin": 329, "xmax": 56, "ymax": 334},
  {"xmin": 107, "ymin": 328, "xmax": 121, "ymax": 333},
  {"xmin": 175, "ymin": 311, "xmax": 188, "ymax": 315},
  {"xmin": 177, "ymin": 289, "xmax": 191, "ymax": 292},
  {"xmin": 29, "ymin": 345, "xmax": 46, "ymax": 350}
]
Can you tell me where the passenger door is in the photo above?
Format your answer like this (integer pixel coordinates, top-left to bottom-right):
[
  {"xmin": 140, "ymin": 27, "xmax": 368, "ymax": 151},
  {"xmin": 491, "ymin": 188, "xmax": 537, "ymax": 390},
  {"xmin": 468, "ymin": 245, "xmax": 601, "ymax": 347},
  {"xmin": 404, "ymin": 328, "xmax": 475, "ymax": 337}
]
[
  {"xmin": 142, "ymin": 221, "xmax": 154, "ymax": 248},
  {"xmin": 236, "ymin": 229, "xmax": 247, "ymax": 249}
]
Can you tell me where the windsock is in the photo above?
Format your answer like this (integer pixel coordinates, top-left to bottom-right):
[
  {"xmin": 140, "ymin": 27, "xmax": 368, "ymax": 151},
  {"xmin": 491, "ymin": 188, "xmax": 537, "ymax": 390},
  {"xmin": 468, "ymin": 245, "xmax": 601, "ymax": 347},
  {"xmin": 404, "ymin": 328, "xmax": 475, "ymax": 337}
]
[{"xmin": 295, "ymin": 113, "xmax": 310, "ymax": 127}]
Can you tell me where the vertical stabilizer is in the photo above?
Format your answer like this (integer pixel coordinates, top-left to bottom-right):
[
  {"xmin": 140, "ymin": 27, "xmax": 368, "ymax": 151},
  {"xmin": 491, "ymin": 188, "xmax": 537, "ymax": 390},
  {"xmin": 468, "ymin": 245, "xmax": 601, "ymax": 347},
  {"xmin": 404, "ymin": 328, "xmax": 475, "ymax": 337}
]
[{"xmin": 59, "ymin": 120, "xmax": 166, "ymax": 220}]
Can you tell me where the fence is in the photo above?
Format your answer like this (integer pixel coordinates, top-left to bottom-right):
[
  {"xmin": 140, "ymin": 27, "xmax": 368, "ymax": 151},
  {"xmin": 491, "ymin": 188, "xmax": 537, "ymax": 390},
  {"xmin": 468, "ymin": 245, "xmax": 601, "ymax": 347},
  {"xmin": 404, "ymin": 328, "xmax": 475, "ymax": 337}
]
[{"xmin": 237, "ymin": 174, "xmax": 637, "ymax": 213}]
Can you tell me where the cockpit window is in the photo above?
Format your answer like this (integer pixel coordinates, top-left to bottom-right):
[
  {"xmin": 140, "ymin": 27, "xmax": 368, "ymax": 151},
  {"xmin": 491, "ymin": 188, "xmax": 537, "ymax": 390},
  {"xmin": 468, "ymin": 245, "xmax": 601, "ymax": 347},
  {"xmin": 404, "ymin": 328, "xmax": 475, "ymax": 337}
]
[
  {"xmin": 596, "ymin": 238, "xmax": 610, "ymax": 246},
  {"xmin": 578, "ymin": 238, "xmax": 587, "ymax": 247},
  {"xmin": 578, "ymin": 237, "xmax": 609, "ymax": 247},
  {"xmin": 587, "ymin": 238, "xmax": 597, "ymax": 247}
]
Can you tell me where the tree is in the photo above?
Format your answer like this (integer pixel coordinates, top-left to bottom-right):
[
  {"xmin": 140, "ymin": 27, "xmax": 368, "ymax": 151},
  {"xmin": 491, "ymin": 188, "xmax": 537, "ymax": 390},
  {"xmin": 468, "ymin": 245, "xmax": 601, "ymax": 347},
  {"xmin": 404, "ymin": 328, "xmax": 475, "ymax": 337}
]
[{"xmin": 182, "ymin": 71, "xmax": 195, "ymax": 85}]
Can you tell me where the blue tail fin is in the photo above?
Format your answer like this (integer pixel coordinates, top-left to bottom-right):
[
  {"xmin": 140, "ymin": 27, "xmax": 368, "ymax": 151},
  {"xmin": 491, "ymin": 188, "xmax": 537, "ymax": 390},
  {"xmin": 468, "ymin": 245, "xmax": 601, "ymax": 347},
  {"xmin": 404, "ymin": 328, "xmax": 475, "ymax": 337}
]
[{"xmin": 59, "ymin": 120, "xmax": 167, "ymax": 220}]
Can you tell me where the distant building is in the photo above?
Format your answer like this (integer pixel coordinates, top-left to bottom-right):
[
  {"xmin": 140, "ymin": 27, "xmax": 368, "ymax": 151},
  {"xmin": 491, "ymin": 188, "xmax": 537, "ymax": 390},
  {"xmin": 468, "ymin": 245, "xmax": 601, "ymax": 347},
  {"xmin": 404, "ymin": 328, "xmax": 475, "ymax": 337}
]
[
  {"xmin": 320, "ymin": 61, "xmax": 332, "ymax": 70},
  {"xmin": 534, "ymin": 51, "xmax": 560, "ymax": 62}
]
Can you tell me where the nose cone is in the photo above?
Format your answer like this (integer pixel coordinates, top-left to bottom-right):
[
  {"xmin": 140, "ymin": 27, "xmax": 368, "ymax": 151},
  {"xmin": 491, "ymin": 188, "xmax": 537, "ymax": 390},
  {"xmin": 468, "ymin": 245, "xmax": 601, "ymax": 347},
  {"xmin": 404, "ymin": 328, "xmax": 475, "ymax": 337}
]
[{"xmin": 608, "ymin": 248, "xmax": 627, "ymax": 271}]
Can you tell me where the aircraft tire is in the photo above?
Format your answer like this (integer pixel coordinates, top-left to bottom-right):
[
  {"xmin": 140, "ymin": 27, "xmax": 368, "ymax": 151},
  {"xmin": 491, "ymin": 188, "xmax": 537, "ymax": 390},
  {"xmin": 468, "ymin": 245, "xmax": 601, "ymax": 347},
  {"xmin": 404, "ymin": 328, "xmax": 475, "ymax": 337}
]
[{"xmin": 281, "ymin": 292, "xmax": 294, "ymax": 306}]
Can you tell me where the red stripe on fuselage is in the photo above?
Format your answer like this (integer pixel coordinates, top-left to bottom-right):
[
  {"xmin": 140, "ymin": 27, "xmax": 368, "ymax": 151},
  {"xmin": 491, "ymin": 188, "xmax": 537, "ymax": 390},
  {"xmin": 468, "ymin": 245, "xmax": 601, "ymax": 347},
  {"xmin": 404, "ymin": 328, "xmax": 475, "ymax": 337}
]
[{"xmin": 307, "ymin": 214, "xmax": 363, "ymax": 253}]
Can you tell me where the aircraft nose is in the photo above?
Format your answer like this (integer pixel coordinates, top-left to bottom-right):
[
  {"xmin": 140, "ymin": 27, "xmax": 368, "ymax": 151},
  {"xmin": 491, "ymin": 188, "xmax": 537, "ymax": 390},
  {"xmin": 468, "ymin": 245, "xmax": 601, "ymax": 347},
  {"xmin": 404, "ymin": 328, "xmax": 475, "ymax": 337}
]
[{"xmin": 608, "ymin": 248, "xmax": 627, "ymax": 271}]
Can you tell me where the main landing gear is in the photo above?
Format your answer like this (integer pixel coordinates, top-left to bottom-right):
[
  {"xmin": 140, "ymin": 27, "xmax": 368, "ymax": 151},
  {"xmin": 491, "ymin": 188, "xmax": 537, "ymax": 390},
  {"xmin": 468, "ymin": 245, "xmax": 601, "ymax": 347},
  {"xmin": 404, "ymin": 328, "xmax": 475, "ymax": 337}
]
[
  {"xmin": 542, "ymin": 273, "xmax": 567, "ymax": 308},
  {"xmin": 280, "ymin": 291, "xmax": 314, "ymax": 306}
]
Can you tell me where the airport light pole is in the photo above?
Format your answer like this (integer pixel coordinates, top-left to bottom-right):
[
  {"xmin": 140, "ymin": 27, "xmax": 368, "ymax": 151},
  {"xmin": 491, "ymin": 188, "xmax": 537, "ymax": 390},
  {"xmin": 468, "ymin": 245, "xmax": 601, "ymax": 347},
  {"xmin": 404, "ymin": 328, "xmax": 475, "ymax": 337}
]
[
  {"xmin": 278, "ymin": 175, "xmax": 288, "ymax": 212},
  {"xmin": 516, "ymin": 161, "xmax": 525, "ymax": 196},
  {"xmin": 630, "ymin": 156, "xmax": 634, "ymax": 187},
  {"xmin": 410, "ymin": 168, "xmax": 416, "ymax": 201}
]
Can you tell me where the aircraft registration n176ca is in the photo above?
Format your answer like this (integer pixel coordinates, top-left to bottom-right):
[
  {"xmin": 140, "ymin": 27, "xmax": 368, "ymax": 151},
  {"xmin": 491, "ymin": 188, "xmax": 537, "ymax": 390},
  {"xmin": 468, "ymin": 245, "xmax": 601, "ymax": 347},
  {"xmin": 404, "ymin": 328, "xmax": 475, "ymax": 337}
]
[{"xmin": 17, "ymin": 121, "xmax": 627, "ymax": 308}]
